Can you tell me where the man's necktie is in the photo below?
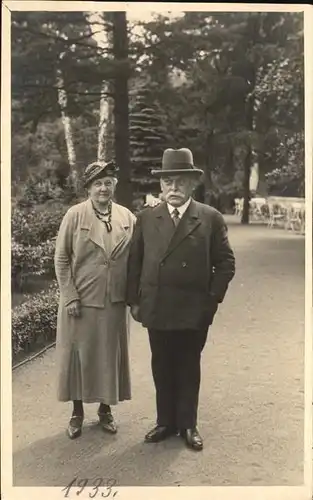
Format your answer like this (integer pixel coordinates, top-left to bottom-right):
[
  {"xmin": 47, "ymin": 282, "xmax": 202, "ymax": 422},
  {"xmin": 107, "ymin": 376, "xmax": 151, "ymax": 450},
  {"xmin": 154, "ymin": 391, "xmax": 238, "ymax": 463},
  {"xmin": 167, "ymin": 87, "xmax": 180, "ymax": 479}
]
[{"xmin": 172, "ymin": 208, "xmax": 180, "ymax": 227}]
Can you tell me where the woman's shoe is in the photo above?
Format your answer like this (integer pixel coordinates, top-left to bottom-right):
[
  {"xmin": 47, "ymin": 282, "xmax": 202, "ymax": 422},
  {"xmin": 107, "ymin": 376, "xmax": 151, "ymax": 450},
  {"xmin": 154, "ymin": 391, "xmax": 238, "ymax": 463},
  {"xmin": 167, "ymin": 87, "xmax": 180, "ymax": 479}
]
[
  {"xmin": 67, "ymin": 415, "xmax": 84, "ymax": 439},
  {"xmin": 97, "ymin": 410, "xmax": 117, "ymax": 434}
]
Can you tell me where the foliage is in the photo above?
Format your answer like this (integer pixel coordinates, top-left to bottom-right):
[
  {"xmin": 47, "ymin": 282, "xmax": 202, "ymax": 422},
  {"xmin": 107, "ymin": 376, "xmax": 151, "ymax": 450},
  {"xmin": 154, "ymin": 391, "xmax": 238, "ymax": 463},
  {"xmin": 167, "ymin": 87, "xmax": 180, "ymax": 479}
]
[
  {"xmin": 11, "ymin": 201, "xmax": 70, "ymax": 291},
  {"xmin": 12, "ymin": 115, "xmax": 99, "ymax": 193},
  {"xmin": 11, "ymin": 11, "xmax": 131, "ymax": 201},
  {"xmin": 12, "ymin": 118, "xmax": 67, "ymax": 182},
  {"xmin": 11, "ymin": 239, "xmax": 56, "ymax": 292},
  {"xmin": 157, "ymin": 12, "xmax": 304, "ymax": 205},
  {"xmin": 13, "ymin": 174, "xmax": 67, "ymax": 208},
  {"xmin": 11, "ymin": 11, "xmax": 304, "ymax": 207},
  {"xmin": 11, "ymin": 203, "xmax": 68, "ymax": 245},
  {"xmin": 265, "ymin": 140, "xmax": 305, "ymax": 196},
  {"xmin": 129, "ymin": 85, "xmax": 169, "ymax": 195},
  {"xmin": 12, "ymin": 283, "xmax": 59, "ymax": 357},
  {"xmin": 11, "ymin": 12, "xmax": 108, "ymax": 127}
]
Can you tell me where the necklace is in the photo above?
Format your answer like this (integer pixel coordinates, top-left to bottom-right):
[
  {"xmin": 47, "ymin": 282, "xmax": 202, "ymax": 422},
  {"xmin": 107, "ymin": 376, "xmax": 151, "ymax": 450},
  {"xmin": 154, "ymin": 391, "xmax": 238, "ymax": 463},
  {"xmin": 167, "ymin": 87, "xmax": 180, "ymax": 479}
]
[{"xmin": 91, "ymin": 200, "xmax": 113, "ymax": 233}]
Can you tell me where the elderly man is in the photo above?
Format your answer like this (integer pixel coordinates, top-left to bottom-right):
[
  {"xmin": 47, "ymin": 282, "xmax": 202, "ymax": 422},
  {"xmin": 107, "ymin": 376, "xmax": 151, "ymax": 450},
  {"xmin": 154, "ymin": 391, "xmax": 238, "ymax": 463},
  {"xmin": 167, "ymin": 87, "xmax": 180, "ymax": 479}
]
[{"xmin": 127, "ymin": 148, "xmax": 235, "ymax": 451}]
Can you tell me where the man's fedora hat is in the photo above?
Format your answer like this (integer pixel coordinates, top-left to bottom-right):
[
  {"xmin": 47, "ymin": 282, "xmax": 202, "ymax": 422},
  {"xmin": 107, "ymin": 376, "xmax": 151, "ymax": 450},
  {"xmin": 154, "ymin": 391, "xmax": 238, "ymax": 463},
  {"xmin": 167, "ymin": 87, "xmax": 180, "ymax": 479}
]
[
  {"xmin": 83, "ymin": 160, "xmax": 119, "ymax": 187},
  {"xmin": 151, "ymin": 148, "xmax": 204, "ymax": 177}
]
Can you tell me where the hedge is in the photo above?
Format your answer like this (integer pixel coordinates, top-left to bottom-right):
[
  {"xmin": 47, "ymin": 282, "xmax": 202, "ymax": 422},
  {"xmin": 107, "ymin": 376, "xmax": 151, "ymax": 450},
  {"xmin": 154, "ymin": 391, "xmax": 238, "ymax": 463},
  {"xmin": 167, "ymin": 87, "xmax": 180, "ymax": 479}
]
[
  {"xmin": 11, "ymin": 238, "xmax": 56, "ymax": 291},
  {"xmin": 11, "ymin": 203, "xmax": 67, "ymax": 246},
  {"xmin": 12, "ymin": 283, "xmax": 59, "ymax": 358}
]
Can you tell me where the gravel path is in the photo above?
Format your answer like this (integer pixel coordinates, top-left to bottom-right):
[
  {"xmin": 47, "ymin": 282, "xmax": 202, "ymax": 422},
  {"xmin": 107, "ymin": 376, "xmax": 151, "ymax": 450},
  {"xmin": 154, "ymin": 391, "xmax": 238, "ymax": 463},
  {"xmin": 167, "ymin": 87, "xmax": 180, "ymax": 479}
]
[{"xmin": 12, "ymin": 217, "xmax": 305, "ymax": 487}]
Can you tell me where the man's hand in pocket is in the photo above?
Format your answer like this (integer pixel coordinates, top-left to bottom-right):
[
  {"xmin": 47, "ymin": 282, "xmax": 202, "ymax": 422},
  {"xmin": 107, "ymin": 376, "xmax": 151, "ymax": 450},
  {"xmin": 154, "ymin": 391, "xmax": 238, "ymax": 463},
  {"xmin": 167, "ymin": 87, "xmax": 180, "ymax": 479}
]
[
  {"xmin": 130, "ymin": 304, "xmax": 141, "ymax": 323},
  {"xmin": 207, "ymin": 298, "xmax": 219, "ymax": 325}
]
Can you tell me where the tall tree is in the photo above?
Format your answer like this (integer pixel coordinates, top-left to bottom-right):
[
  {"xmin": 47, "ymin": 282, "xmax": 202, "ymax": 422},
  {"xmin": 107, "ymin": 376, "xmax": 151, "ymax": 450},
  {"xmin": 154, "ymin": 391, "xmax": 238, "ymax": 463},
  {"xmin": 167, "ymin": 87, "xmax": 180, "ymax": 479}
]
[
  {"xmin": 56, "ymin": 56, "xmax": 78, "ymax": 190},
  {"xmin": 11, "ymin": 11, "xmax": 304, "ymax": 209},
  {"xmin": 129, "ymin": 85, "xmax": 169, "ymax": 196},
  {"xmin": 97, "ymin": 84, "xmax": 115, "ymax": 162},
  {"xmin": 12, "ymin": 11, "xmax": 117, "ymax": 192},
  {"xmin": 139, "ymin": 11, "xmax": 304, "ymax": 214},
  {"xmin": 111, "ymin": 12, "xmax": 132, "ymax": 208},
  {"xmin": 91, "ymin": 13, "xmax": 115, "ymax": 163},
  {"xmin": 12, "ymin": 12, "xmax": 97, "ymax": 191}
]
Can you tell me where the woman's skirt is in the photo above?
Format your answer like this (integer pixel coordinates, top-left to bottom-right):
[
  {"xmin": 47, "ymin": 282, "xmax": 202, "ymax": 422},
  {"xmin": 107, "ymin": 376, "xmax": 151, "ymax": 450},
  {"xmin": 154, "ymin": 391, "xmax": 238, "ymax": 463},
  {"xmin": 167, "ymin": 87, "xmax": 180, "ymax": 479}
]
[{"xmin": 56, "ymin": 299, "xmax": 131, "ymax": 404}]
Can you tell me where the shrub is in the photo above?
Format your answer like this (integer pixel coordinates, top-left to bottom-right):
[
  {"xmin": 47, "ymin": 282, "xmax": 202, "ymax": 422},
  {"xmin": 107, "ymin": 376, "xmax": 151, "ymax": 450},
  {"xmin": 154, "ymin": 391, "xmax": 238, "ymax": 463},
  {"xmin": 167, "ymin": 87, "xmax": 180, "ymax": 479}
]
[
  {"xmin": 13, "ymin": 166, "xmax": 86, "ymax": 210},
  {"xmin": 12, "ymin": 283, "xmax": 59, "ymax": 358},
  {"xmin": 11, "ymin": 239, "xmax": 56, "ymax": 291},
  {"xmin": 11, "ymin": 203, "xmax": 68, "ymax": 246},
  {"xmin": 14, "ymin": 173, "xmax": 66, "ymax": 208}
]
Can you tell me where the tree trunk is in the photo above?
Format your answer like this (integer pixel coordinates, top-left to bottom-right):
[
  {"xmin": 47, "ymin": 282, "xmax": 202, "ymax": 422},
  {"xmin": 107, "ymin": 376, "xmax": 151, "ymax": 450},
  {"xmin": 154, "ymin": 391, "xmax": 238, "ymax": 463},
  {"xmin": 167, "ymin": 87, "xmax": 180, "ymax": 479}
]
[
  {"xmin": 241, "ymin": 143, "xmax": 251, "ymax": 224},
  {"xmin": 241, "ymin": 15, "xmax": 261, "ymax": 224},
  {"xmin": 241, "ymin": 82, "xmax": 255, "ymax": 224},
  {"xmin": 104, "ymin": 96, "xmax": 115, "ymax": 161},
  {"xmin": 56, "ymin": 65, "xmax": 79, "ymax": 193},
  {"xmin": 98, "ymin": 81, "xmax": 115, "ymax": 162},
  {"xmin": 112, "ymin": 12, "xmax": 132, "ymax": 209},
  {"xmin": 203, "ymin": 131, "xmax": 215, "ymax": 205},
  {"xmin": 96, "ymin": 15, "xmax": 115, "ymax": 163},
  {"xmin": 97, "ymin": 81, "xmax": 109, "ymax": 161}
]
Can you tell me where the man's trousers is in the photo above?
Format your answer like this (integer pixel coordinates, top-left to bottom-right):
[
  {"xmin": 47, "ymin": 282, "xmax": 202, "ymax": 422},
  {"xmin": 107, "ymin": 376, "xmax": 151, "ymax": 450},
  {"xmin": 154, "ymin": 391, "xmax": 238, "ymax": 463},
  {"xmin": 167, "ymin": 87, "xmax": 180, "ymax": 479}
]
[{"xmin": 148, "ymin": 326, "xmax": 209, "ymax": 430}]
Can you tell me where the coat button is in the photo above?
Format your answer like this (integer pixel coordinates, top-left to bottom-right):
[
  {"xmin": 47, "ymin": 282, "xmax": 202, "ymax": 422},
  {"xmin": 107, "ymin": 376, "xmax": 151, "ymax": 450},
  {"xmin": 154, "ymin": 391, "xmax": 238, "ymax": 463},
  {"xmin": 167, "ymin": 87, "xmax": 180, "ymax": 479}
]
[
  {"xmin": 160, "ymin": 262, "xmax": 164, "ymax": 267},
  {"xmin": 182, "ymin": 262, "xmax": 187, "ymax": 267}
]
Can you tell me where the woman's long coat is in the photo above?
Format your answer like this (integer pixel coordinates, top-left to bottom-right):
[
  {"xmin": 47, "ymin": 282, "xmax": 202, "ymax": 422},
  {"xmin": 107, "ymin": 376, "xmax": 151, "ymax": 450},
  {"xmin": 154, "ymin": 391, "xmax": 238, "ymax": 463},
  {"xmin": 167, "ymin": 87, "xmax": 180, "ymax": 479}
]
[{"xmin": 54, "ymin": 199, "xmax": 136, "ymax": 404}]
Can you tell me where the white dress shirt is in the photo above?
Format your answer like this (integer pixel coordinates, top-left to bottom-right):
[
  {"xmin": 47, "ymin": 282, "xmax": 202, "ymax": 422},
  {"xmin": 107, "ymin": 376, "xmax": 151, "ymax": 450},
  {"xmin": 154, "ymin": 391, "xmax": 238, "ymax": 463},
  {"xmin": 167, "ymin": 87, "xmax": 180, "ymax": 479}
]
[{"xmin": 167, "ymin": 198, "xmax": 192, "ymax": 221}]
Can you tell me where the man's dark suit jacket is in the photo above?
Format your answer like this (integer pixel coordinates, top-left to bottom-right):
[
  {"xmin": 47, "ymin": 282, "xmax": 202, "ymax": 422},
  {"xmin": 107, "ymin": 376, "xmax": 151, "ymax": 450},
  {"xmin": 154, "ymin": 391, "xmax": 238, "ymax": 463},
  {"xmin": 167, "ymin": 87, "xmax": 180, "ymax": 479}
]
[{"xmin": 127, "ymin": 199, "xmax": 235, "ymax": 331}]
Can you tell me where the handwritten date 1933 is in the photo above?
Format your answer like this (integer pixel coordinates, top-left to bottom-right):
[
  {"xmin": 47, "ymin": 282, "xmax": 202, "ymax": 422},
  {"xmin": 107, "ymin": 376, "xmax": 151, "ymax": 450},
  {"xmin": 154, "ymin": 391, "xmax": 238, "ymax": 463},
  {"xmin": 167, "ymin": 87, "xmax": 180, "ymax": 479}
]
[{"xmin": 62, "ymin": 477, "xmax": 118, "ymax": 498}]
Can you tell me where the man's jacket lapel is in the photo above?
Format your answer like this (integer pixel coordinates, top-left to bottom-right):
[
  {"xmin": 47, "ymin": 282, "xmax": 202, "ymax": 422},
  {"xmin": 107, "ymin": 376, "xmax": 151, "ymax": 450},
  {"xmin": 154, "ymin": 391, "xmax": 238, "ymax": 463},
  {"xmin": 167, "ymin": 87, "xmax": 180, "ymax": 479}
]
[{"xmin": 153, "ymin": 202, "xmax": 176, "ymax": 257}]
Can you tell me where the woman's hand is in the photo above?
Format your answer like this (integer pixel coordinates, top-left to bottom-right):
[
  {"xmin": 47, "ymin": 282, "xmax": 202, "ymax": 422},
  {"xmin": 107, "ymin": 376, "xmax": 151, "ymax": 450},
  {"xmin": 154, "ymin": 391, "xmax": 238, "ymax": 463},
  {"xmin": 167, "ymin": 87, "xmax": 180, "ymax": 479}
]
[{"xmin": 66, "ymin": 300, "xmax": 81, "ymax": 318}]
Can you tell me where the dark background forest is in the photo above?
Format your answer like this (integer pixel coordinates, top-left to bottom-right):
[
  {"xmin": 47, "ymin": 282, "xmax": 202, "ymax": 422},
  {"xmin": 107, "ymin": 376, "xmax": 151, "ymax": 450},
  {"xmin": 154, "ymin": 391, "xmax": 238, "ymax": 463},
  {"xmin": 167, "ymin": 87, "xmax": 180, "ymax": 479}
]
[{"xmin": 12, "ymin": 11, "xmax": 304, "ymax": 208}]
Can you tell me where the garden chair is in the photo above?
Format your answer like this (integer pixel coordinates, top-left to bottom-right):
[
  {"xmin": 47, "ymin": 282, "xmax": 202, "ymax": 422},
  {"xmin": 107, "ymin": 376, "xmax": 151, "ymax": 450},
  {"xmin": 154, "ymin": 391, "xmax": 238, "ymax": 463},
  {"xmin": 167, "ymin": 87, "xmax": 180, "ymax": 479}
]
[
  {"xmin": 234, "ymin": 198, "xmax": 243, "ymax": 217},
  {"xmin": 267, "ymin": 202, "xmax": 286, "ymax": 228},
  {"xmin": 250, "ymin": 197, "xmax": 267, "ymax": 222},
  {"xmin": 285, "ymin": 202, "xmax": 305, "ymax": 233}
]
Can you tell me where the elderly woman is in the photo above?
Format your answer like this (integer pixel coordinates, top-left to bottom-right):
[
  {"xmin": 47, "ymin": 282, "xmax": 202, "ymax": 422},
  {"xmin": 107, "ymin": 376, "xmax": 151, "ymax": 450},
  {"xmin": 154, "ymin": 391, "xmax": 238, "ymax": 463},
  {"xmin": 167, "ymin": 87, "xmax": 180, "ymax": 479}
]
[{"xmin": 54, "ymin": 161, "xmax": 136, "ymax": 439}]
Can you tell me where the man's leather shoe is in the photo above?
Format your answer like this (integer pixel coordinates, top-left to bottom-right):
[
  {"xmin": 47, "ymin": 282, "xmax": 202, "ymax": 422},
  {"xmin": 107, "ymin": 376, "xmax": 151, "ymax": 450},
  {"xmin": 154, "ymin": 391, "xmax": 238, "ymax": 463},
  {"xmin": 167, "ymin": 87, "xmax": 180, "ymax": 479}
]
[
  {"xmin": 144, "ymin": 425, "xmax": 176, "ymax": 443},
  {"xmin": 181, "ymin": 428, "xmax": 203, "ymax": 451},
  {"xmin": 67, "ymin": 415, "xmax": 83, "ymax": 439},
  {"xmin": 98, "ymin": 411, "xmax": 117, "ymax": 434}
]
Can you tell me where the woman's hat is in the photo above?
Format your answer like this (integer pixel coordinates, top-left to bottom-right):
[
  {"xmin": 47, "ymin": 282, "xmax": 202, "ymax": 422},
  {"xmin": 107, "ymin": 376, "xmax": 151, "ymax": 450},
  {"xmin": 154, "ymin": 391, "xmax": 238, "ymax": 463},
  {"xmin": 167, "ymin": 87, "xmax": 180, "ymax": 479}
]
[
  {"xmin": 151, "ymin": 148, "xmax": 204, "ymax": 177},
  {"xmin": 83, "ymin": 160, "xmax": 119, "ymax": 187}
]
